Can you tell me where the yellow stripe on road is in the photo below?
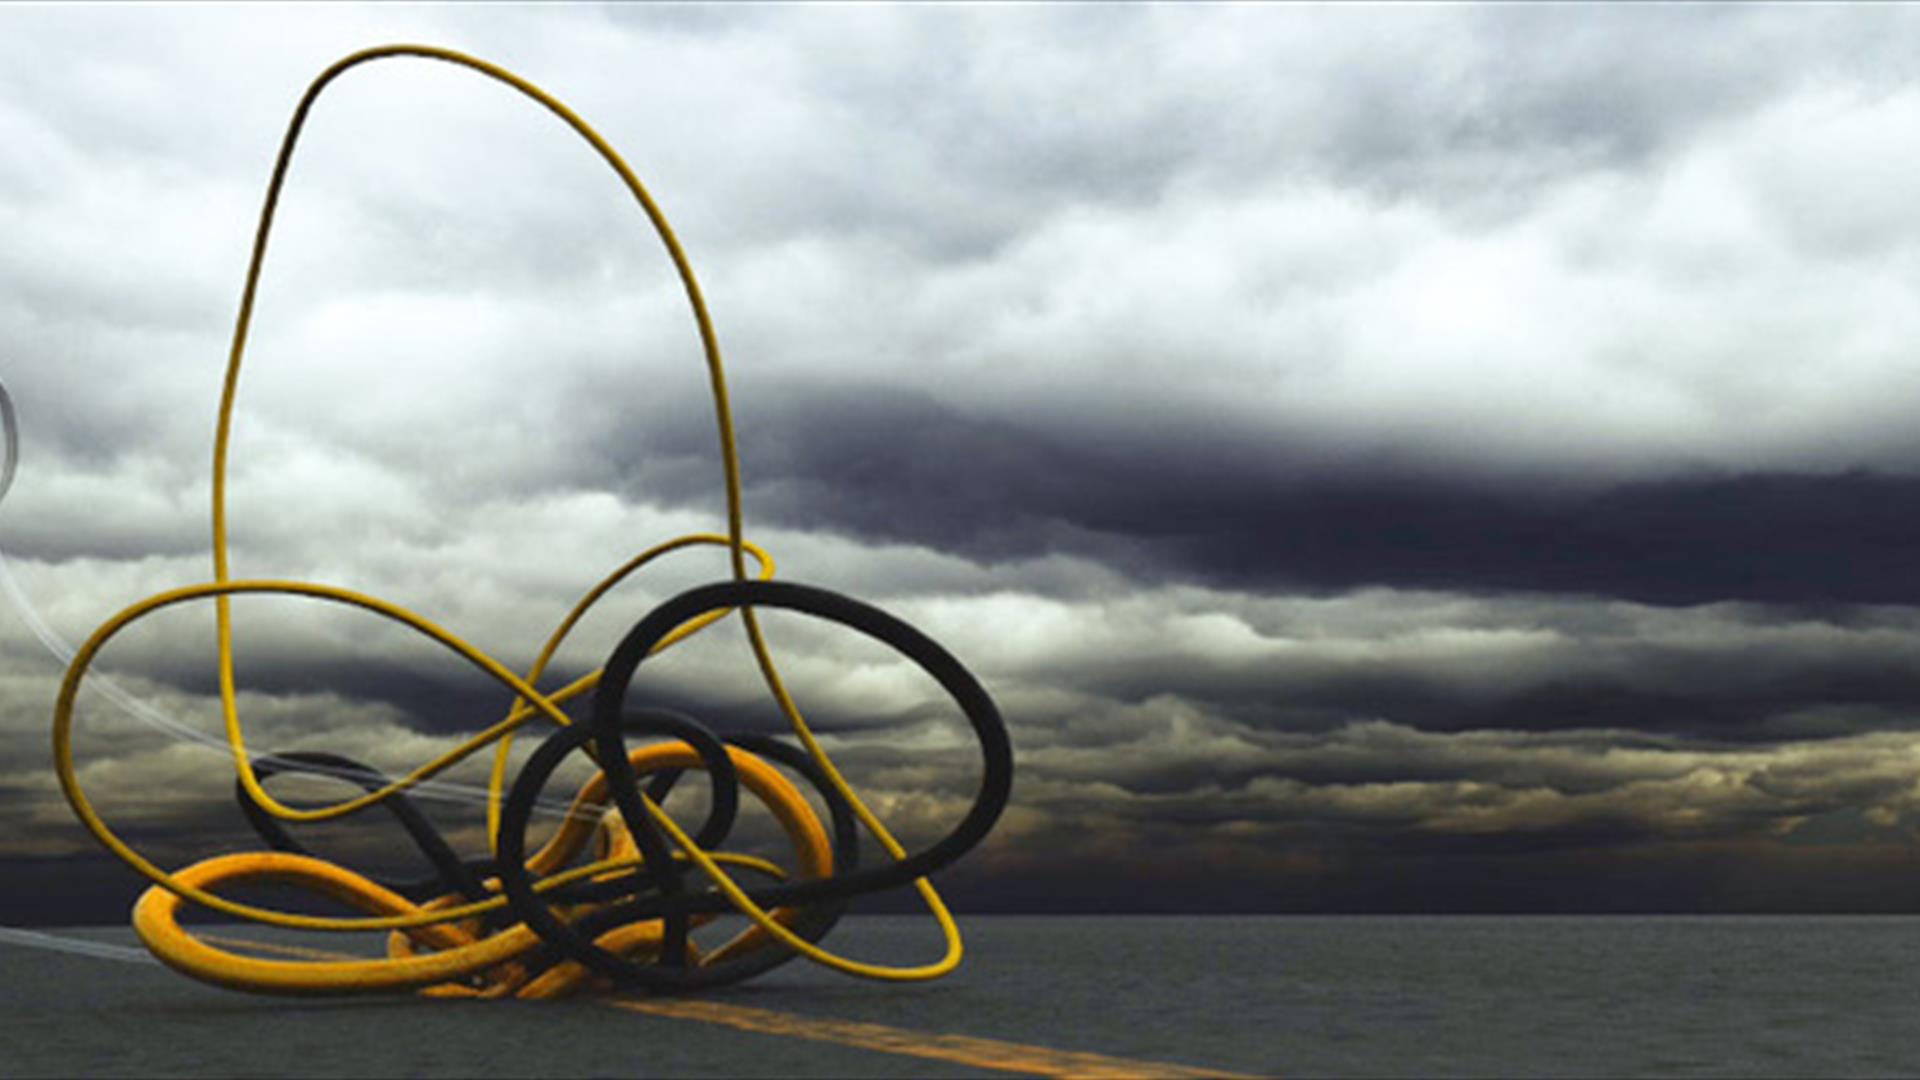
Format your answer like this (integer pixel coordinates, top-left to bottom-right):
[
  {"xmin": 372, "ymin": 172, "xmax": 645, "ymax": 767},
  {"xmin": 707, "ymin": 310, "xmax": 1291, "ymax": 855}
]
[{"xmin": 610, "ymin": 998, "xmax": 1264, "ymax": 1079}]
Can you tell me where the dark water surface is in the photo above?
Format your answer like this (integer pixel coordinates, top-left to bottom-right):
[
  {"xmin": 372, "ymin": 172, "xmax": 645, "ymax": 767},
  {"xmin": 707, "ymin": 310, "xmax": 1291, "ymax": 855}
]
[{"xmin": 5, "ymin": 915, "xmax": 1919, "ymax": 1077}]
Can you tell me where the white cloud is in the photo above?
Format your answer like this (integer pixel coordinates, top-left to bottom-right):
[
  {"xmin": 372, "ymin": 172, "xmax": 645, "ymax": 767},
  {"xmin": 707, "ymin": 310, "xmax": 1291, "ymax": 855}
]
[{"xmin": 11, "ymin": 6, "xmax": 1920, "ymax": 897}]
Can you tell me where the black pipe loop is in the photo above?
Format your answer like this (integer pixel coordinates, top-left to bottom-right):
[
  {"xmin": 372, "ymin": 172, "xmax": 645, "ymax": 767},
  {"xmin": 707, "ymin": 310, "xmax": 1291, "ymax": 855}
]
[
  {"xmin": 497, "ymin": 712, "xmax": 706, "ymax": 989},
  {"xmin": 520, "ymin": 732, "xmax": 869, "ymax": 989},
  {"xmin": 598, "ymin": 580, "xmax": 1011, "ymax": 916},
  {"xmin": 494, "ymin": 578, "xmax": 1011, "ymax": 990},
  {"xmin": 231, "ymin": 580, "xmax": 1009, "ymax": 993},
  {"xmin": 236, "ymin": 750, "xmax": 493, "ymax": 903}
]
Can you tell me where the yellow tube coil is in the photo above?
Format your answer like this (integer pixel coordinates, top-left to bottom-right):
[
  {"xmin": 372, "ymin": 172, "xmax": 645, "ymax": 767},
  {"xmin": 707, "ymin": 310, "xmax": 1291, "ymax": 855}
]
[{"xmin": 52, "ymin": 43, "xmax": 971, "ymax": 995}]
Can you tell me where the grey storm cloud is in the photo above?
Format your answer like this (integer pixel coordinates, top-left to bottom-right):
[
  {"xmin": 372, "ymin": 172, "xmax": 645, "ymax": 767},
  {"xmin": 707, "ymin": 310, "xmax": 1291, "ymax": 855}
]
[
  {"xmin": 8, "ymin": 4, "xmax": 1920, "ymax": 919},
  {"xmin": 603, "ymin": 380, "xmax": 1920, "ymax": 607}
]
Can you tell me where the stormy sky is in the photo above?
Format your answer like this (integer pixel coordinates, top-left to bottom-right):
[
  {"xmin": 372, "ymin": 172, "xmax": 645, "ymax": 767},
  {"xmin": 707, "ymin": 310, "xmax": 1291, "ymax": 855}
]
[{"xmin": 6, "ymin": 4, "xmax": 1920, "ymax": 924}]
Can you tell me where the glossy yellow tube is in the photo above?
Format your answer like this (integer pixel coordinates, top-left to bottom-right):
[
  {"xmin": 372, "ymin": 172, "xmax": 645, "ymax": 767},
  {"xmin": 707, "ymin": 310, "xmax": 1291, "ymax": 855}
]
[
  {"xmin": 133, "ymin": 742, "xmax": 832, "ymax": 996},
  {"xmin": 55, "ymin": 43, "xmax": 972, "ymax": 989}
]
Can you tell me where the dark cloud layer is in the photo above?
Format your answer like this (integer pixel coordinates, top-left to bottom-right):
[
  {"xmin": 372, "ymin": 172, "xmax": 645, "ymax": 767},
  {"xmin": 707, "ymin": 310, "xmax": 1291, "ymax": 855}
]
[{"xmin": 618, "ymin": 382, "xmax": 1920, "ymax": 608}]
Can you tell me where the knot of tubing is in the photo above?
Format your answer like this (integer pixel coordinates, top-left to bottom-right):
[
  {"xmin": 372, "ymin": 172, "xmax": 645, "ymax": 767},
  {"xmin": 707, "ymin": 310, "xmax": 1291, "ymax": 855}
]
[{"xmin": 45, "ymin": 44, "xmax": 1013, "ymax": 997}]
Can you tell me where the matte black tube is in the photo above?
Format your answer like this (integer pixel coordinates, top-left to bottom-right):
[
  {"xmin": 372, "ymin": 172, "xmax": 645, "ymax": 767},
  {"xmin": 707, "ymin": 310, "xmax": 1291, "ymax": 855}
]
[{"xmin": 495, "ymin": 579, "xmax": 1010, "ymax": 989}]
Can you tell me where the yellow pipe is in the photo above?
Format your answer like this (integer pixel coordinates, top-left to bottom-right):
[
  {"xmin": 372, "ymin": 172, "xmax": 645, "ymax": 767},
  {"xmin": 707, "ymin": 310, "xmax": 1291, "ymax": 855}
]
[{"xmin": 54, "ymin": 44, "xmax": 973, "ymax": 989}]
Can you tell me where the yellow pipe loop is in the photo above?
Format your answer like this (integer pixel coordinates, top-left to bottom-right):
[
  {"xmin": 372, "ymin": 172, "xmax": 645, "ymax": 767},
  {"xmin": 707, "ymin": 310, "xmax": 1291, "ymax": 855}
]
[{"xmin": 53, "ymin": 43, "xmax": 972, "ymax": 993}]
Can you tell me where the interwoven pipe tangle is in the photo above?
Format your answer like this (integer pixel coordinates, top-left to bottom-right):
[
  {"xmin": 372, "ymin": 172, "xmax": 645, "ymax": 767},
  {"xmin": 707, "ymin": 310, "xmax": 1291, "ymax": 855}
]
[{"xmin": 42, "ymin": 45, "xmax": 1012, "ymax": 997}]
